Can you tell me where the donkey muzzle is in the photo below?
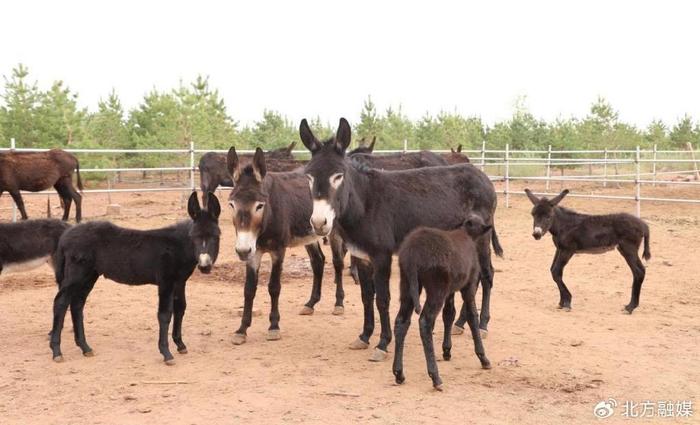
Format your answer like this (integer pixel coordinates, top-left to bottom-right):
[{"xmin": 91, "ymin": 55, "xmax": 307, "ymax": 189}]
[{"xmin": 532, "ymin": 226, "xmax": 543, "ymax": 240}]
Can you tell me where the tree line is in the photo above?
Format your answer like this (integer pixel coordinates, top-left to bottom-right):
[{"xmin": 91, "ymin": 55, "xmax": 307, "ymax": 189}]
[{"xmin": 1, "ymin": 64, "xmax": 699, "ymax": 173}]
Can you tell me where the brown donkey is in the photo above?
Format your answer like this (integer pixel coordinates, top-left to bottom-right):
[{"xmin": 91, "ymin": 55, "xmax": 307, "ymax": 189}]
[
  {"xmin": 0, "ymin": 149, "xmax": 83, "ymax": 222},
  {"xmin": 525, "ymin": 189, "xmax": 651, "ymax": 313}
]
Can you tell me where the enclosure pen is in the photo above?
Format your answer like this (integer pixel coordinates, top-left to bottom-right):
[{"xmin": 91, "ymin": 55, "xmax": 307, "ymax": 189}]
[{"xmin": 2, "ymin": 141, "xmax": 699, "ymax": 221}]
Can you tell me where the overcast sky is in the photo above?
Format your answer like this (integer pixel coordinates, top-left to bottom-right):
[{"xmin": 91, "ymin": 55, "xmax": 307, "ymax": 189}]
[{"xmin": 2, "ymin": 0, "xmax": 699, "ymax": 128}]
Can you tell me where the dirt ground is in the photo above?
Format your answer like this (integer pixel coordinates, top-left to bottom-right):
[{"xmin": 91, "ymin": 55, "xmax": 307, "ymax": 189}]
[{"xmin": 0, "ymin": 181, "xmax": 699, "ymax": 425}]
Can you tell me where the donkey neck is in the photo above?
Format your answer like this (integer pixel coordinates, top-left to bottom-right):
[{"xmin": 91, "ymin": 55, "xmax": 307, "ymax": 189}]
[
  {"xmin": 550, "ymin": 206, "xmax": 581, "ymax": 236},
  {"xmin": 337, "ymin": 163, "xmax": 370, "ymax": 229}
]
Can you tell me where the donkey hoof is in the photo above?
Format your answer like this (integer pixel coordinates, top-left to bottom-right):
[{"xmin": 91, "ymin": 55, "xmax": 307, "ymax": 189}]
[
  {"xmin": 623, "ymin": 307, "xmax": 634, "ymax": 315},
  {"xmin": 177, "ymin": 348, "xmax": 188, "ymax": 354},
  {"xmin": 164, "ymin": 358, "xmax": 176, "ymax": 366},
  {"xmin": 481, "ymin": 361, "xmax": 492, "ymax": 370},
  {"xmin": 52, "ymin": 355, "xmax": 64, "ymax": 363},
  {"xmin": 369, "ymin": 348, "xmax": 389, "ymax": 362},
  {"xmin": 480, "ymin": 329, "xmax": 488, "ymax": 339},
  {"xmin": 332, "ymin": 306, "xmax": 345, "ymax": 316},
  {"xmin": 232, "ymin": 333, "xmax": 247, "ymax": 345},
  {"xmin": 266, "ymin": 330, "xmax": 281, "ymax": 341},
  {"xmin": 349, "ymin": 338, "xmax": 369, "ymax": 350},
  {"xmin": 299, "ymin": 306, "xmax": 314, "ymax": 315},
  {"xmin": 451, "ymin": 325, "xmax": 465, "ymax": 335},
  {"xmin": 433, "ymin": 383, "xmax": 444, "ymax": 392},
  {"xmin": 83, "ymin": 350, "xmax": 95, "ymax": 357}
]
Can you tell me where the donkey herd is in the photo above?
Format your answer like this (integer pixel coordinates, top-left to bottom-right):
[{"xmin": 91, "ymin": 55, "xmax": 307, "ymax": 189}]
[{"xmin": 0, "ymin": 118, "xmax": 652, "ymax": 390}]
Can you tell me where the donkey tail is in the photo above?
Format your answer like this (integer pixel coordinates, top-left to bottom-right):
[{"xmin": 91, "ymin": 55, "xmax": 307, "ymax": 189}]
[
  {"xmin": 491, "ymin": 226, "xmax": 504, "ymax": 258},
  {"xmin": 642, "ymin": 225, "xmax": 651, "ymax": 261},
  {"xmin": 405, "ymin": 264, "xmax": 422, "ymax": 314},
  {"xmin": 75, "ymin": 160, "xmax": 84, "ymax": 192},
  {"xmin": 53, "ymin": 245, "xmax": 66, "ymax": 285}
]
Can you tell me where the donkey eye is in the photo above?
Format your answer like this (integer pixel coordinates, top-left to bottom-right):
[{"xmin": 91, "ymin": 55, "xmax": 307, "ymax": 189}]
[
  {"xmin": 255, "ymin": 202, "xmax": 265, "ymax": 212},
  {"xmin": 330, "ymin": 173, "xmax": 344, "ymax": 188}
]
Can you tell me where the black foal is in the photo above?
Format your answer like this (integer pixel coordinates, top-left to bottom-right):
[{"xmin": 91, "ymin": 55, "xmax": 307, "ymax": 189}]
[
  {"xmin": 49, "ymin": 192, "xmax": 221, "ymax": 364},
  {"xmin": 525, "ymin": 189, "xmax": 651, "ymax": 313}
]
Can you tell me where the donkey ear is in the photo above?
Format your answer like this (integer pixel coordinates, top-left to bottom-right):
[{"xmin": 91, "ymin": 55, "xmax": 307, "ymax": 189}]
[
  {"xmin": 286, "ymin": 141, "xmax": 296, "ymax": 155},
  {"xmin": 524, "ymin": 188, "xmax": 539, "ymax": 205},
  {"xmin": 206, "ymin": 192, "xmax": 221, "ymax": 220},
  {"xmin": 550, "ymin": 189, "xmax": 569, "ymax": 205},
  {"xmin": 451, "ymin": 147, "xmax": 456, "ymax": 154},
  {"xmin": 368, "ymin": 136, "xmax": 376, "ymax": 153},
  {"xmin": 227, "ymin": 146, "xmax": 241, "ymax": 182},
  {"xmin": 335, "ymin": 117, "xmax": 352, "ymax": 153},
  {"xmin": 457, "ymin": 144, "xmax": 462, "ymax": 153},
  {"xmin": 187, "ymin": 191, "xmax": 201, "ymax": 220},
  {"xmin": 299, "ymin": 119, "xmax": 321, "ymax": 153},
  {"xmin": 252, "ymin": 147, "xmax": 267, "ymax": 182}
]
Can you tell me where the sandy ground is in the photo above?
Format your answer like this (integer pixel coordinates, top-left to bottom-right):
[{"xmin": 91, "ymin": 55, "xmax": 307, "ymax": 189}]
[{"xmin": 0, "ymin": 181, "xmax": 699, "ymax": 425}]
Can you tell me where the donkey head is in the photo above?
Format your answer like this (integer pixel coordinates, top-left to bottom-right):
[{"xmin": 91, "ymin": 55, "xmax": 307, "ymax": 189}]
[
  {"xmin": 445, "ymin": 145, "xmax": 470, "ymax": 165},
  {"xmin": 268, "ymin": 142, "xmax": 296, "ymax": 160},
  {"xmin": 524, "ymin": 189, "xmax": 569, "ymax": 240},
  {"xmin": 301, "ymin": 117, "xmax": 352, "ymax": 237},
  {"xmin": 187, "ymin": 191, "xmax": 221, "ymax": 274},
  {"xmin": 462, "ymin": 214, "xmax": 493, "ymax": 239},
  {"xmin": 227, "ymin": 147, "xmax": 269, "ymax": 261}
]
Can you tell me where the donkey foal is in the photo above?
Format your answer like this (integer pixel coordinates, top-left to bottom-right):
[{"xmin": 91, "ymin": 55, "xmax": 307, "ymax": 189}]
[
  {"xmin": 393, "ymin": 217, "xmax": 492, "ymax": 391},
  {"xmin": 0, "ymin": 219, "xmax": 71, "ymax": 276},
  {"xmin": 50, "ymin": 192, "xmax": 221, "ymax": 364},
  {"xmin": 525, "ymin": 189, "xmax": 651, "ymax": 313}
]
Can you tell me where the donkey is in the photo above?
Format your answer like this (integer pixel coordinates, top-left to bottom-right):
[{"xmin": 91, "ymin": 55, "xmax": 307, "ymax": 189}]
[
  {"xmin": 442, "ymin": 145, "xmax": 471, "ymax": 165},
  {"xmin": 199, "ymin": 142, "xmax": 298, "ymax": 207},
  {"xmin": 227, "ymin": 147, "xmax": 348, "ymax": 345},
  {"xmin": 49, "ymin": 192, "xmax": 221, "ymax": 364},
  {"xmin": 0, "ymin": 149, "xmax": 83, "ymax": 222},
  {"xmin": 394, "ymin": 216, "xmax": 493, "ymax": 390},
  {"xmin": 524, "ymin": 189, "xmax": 651, "ymax": 313},
  {"xmin": 0, "ymin": 219, "xmax": 71, "ymax": 276},
  {"xmin": 301, "ymin": 118, "xmax": 502, "ymax": 361},
  {"xmin": 347, "ymin": 136, "xmax": 376, "ymax": 155},
  {"xmin": 351, "ymin": 150, "xmax": 447, "ymax": 170}
]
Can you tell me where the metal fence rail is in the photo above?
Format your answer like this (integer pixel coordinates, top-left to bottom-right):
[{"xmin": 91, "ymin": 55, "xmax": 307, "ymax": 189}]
[{"xmin": 2, "ymin": 138, "xmax": 699, "ymax": 221}]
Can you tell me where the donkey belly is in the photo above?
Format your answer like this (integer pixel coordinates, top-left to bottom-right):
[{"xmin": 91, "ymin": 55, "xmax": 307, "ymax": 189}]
[
  {"xmin": 1, "ymin": 255, "xmax": 51, "ymax": 275},
  {"xmin": 578, "ymin": 245, "xmax": 616, "ymax": 255}
]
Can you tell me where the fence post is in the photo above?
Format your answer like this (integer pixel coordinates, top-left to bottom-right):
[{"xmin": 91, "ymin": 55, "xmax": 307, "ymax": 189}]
[
  {"xmin": 545, "ymin": 144, "xmax": 552, "ymax": 191},
  {"xmin": 688, "ymin": 142, "xmax": 700, "ymax": 181},
  {"xmin": 635, "ymin": 146, "xmax": 641, "ymax": 218},
  {"xmin": 10, "ymin": 138, "xmax": 17, "ymax": 222},
  {"xmin": 480, "ymin": 140, "xmax": 486, "ymax": 171},
  {"xmin": 505, "ymin": 143, "xmax": 510, "ymax": 208},
  {"xmin": 190, "ymin": 141, "xmax": 195, "ymax": 192},
  {"xmin": 603, "ymin": 148, "xmax": 608, "ymax": 188},
  {"xmin": 403, "ymin": 139, "xmax": 408, "ymax": 153},
  {"xmin": 652, "ymin": 144, "xmax": 657, "ymax": 186}
]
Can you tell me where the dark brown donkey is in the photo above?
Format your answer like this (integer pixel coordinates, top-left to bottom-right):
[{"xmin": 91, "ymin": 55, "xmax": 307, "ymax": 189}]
[
  {"xmin": 524, "ymin": 189, "xmax": 651, "ymax": 313},
  {"xmin": 442, "ymin": 145, "xmax": 471, "ymax": 165},
  {"xmin": 394, "ymin": 216, "xmax": 493, "ymax": 390},
  {"xmin": 227, "ymin": 147, "xmax": 341, "ymax": 345},
  {"xmin": 0, "ymin": 219, "xmax": 71, "ymax": 275},
  {"xmin": 0, "ymin": 149, "xmax": 83, "ymax": 222},
  {"xmin": 199, "ymin": 142, "xmax": 299, "ymax": 207},
  {"xmin": 301, "ymin": 118, "xmax": 502, "ymax": 361}
]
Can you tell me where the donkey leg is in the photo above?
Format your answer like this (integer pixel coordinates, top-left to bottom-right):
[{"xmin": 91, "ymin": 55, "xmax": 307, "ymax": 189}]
[
  {"xmin": 330, "ymin": 234, "xmax": 346, "ymax": 314},
  {"xmin": 157, "ymin": 282, "xmax": 176, "ymax": 364},
  {"xmin": 234, "ymin": 252, "xmax": 261, "ymax": 345},
  {"xmin": 371, "ymin": 254, "xmax": 393, "ymax": 361},
  {"xmin": 54, "ymin": 181, "xmax": 73, "ymax": 222},
  {"xmin": 452, "ymin": 299, "xmax": 468, "ymax": 335},
  {"xmin": 442, "ymin": 293, "xmax": 456, "ymax": 361},
  {"xmin": 351, "ymin": 258, "xmax": 374, "ymax": 349},
  {"xmin": 476, "ymin": 238, "xmax": 495, "ymax": 333},
  {"xmin": 419, "ymin": 297, "xmax": 444, "ymax": 390},
  {"xmin": 267, "ymin": 249, "xmax": 285, "ymax": 341},
  {"xmin": 461, "ymin": 286, "xmax": 491, "ymax": 369},
  {"xmin": 172, "ymin": 283, "xmax": 188, "ymax": 353},
  {"xmin": 301, "ymin": 243, "xmax": 324, "ymax": 314},
  {"xmin": 9, "ymin": 190, "xmax": 28, "ymax": 220},
  {"xmin": 70, "ymin": 274, "xmax": 98, "ymax": 356},
  {"xmin": 618, "ymin": 244, "xmax": 646, "ymax": 314},
  {"xmin": 392, "ymin": 287, "xmax": 414, "ymax": 385},
  {"xmin": 66, "ymin": 181, "xmax": 82, "ymax": 223},
  {"xmin": 551, "ymin": 249, "xmax": 574, "ymax": 310},
  {"xmin": 50, "ymin": 284, "xmax": 78, "ymax": 361}
]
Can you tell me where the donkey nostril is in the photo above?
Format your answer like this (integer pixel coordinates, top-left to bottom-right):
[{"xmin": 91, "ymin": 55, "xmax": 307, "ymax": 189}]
[{"xmin": 323, "ymin": 218, "xmax": 327, "ymax": 225}]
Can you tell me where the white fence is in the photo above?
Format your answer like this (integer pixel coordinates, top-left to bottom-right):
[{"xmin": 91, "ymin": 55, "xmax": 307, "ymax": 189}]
[{"xmin": 2, "ymin": 138, "xmax": 699, "ymax": 221}]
